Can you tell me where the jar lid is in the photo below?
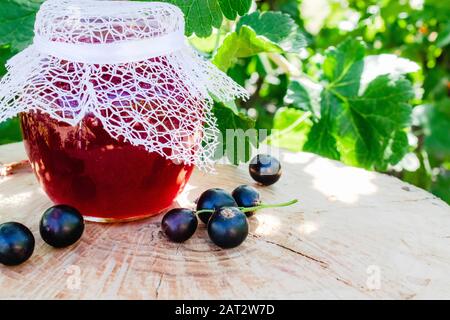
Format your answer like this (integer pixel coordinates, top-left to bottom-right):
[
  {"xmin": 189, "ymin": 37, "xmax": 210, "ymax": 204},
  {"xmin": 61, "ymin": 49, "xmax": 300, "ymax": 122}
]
[{"xmin": 34, "ymin": 0, "xmax": 186, "ymax": 64}]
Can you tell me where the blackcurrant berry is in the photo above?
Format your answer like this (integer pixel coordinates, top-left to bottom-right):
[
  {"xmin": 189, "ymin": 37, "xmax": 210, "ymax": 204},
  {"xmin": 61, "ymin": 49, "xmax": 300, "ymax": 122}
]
[
  {"xmin": 196, "ymin": 188, "xmax": 237, "ymax": 224},
  {"xmin": 162, "ymin": 208, "xmax": 198, "ymax": 242},
  {"xmin": 40, "ymin": 205, "xmax": 85, "ymax": 248},
  {"xmin": 232, "ymin": 185, "xmax": 261, "ymax": 217},
  {"xmin": 0, "ymin": 222, "xmax": 35, "ymax": 266},
  {"xmin": 249, "ymin": 154, "xmax": 282, "ymax": 186},
  {"xmin": 207, "ymin": 207, "xmax": 248, "ymax": 249}
]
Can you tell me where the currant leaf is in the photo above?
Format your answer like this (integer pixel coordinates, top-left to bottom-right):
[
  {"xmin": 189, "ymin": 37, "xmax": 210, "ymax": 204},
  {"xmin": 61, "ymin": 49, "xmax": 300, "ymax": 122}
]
[
  {"xmin": 337, "ymin": 75, "xmax": 413, "ymax": 169},
  {"xmin": 213, "ymin": 11, "xmax": 306, "ymax": 71},
  {"xmin": 212, "ymin": 103, "xmax": 257, "ymax": 165},
  {"xmin": 0, "ymin": 0, "xmax": 43, "ymax": 51},
  {"xmin": 287, "ymin": 38, "xmax": 415, "ymax": 170},
  {"xmin": 167, "ymin": 0, "xmax": 251, "ymax": 37}
]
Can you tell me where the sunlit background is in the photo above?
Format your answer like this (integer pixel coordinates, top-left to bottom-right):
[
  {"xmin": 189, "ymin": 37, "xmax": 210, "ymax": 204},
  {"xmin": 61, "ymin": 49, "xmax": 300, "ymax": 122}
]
[{"xmin": 0, "ymin": 0, "xmax": 449, "ymax": 204}]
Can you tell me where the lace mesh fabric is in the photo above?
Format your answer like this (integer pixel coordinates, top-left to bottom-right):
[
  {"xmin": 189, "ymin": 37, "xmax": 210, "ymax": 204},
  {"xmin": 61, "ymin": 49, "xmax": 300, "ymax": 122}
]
[{"xmin": 0, "ymin": 0, "xmax": 248, "ymax": 170}]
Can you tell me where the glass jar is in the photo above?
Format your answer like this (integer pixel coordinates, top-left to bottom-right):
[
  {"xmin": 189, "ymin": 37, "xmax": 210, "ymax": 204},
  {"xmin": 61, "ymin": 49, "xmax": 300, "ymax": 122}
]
[
  {"xmin": 0, "ymin": 0, "xmax": 247, "ymax": 222},
  {"xmin": 20, "ymin": 111, "xmax": 194, "ymax": 222}
]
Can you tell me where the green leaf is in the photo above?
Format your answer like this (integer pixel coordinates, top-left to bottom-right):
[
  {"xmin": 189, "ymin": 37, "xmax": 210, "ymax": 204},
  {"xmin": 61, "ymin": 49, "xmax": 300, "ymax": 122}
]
[
  {"xmin": 300, "ymin": 39, "xmax": 414, "ymax": 170},
  {"xmin": 268, "ymin": 107, "xmax": 312, "ymax": 152},
  {"xmin": 213, "ymin": 11, "xmax": 306, "ymax": 71},
  {"xmin": 337, "ymin": 75, "xmax": 413, "ymax": 169},
  {"xmin": 431, "ymin": 169, "xmax": 450, "ymax": 204},
  {"xmin": 210, "ymin": 92, "xmax": 240, "ymax": 114},
  {"xmin": 303, "ymin": 121, "xmax": 340, "ymax": 160},
  {"xmin": 386, "ymin": 130, "xmax": 409, "ymax": 166},
  {"xmin": 218, "ymin": 0, "xmax": 251, "ymax": 20},
  {"xmin": 303, "ymin": 90, "xmax": 341, "ymax": 160},
  {"xmin": 0, "ymin": 117, "xmax": 22, "ymax": 145},
  {"xmin": 167, "ymin": 0, "xmax": 251, "ymax": 37},
  {"xmin": 188, "ymin": 32, "xmax": 219, "ymax": 53},
  {"xmin": 236, "ymin": 11, "xmax": 306, "ymax": 52},
  {"xmin": 270, "ymin": 0, "xmax": 301, "ymax": 21},
  {"xmin": 424, "ymin": 98, "xmax": 450, "ymax": 160},
  {"xmin": 0, "ymin": 0, "xmax": 43, "ymax": 51},
  {"xmin": 323, "ymin": 38, "xmax": 365, "ymax": 97},
  {"xmin": 0, "ymin": 45, "xmax": 21, "ymax": 143},
  {"xmin": 0, "ymin": 45, "xmax": 13, "ymax": 76},
  {"xmin": 212, "ymin": 103, "xmax": 257, "ymax": 165},
  {"xmin": 285, "ymin": 79, "xmax": 321, "ymax": 117},
  {"xmin": 213, "ymin": 26, "xmax": 282, "ymax": 71},
  {"xmin": 422, "ymin": 66, "xmax": 449, "ymax": 100}
]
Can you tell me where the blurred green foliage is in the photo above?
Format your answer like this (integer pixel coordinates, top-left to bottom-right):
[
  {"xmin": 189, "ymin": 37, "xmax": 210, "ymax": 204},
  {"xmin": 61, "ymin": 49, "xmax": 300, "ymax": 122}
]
[{"xmin": 0, "ymin": 0, "xmax": 449, "ymax": 204}]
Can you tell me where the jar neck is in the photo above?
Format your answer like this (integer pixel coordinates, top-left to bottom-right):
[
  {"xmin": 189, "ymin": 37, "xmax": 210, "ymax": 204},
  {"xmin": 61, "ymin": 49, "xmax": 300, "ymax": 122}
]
[{"xmin": 33, "ymin": 31, "xmax": 186, "ymax": 64}]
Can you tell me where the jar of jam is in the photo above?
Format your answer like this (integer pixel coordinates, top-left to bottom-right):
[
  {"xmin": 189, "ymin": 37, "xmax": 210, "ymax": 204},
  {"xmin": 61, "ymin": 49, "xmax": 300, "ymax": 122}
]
[
  {"xmin": 0, "ymin": 0, "xmax": 247, "ymax": 222},
  {"xmin": 20, "ymin": 111, "xmax": 195, "ymax": 222}
]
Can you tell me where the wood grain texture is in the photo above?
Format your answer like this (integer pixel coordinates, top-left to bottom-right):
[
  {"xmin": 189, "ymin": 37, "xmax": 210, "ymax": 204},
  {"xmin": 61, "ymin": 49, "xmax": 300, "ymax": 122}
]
[{"xmin": 0, "ymin": 142, "xmax": 449, "ymax": 299}]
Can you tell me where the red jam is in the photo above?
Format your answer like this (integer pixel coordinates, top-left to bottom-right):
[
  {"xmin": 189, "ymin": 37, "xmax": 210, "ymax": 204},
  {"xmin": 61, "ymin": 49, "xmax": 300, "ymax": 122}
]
[{"xmin": 20, "ymin": 111, "xmax": 194, "ymax": 221}]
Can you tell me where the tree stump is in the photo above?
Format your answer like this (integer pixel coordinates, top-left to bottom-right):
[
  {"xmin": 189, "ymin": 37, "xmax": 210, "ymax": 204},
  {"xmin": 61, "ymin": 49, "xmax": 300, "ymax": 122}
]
[{"xmin": 0, "ymin": 142, "xmax": 449, "ymax": 299}]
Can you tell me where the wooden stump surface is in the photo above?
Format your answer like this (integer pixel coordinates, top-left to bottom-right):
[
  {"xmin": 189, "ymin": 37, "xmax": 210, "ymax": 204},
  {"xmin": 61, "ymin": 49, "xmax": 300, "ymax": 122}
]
[{"xmin": 1, "ymin": 142, "xmax": 450, "ymax": 299}]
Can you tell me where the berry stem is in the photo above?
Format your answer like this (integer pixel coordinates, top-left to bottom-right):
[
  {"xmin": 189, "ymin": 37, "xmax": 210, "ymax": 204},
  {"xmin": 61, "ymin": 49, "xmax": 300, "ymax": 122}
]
[
  {"xmin": 196, "ymin": 199, "xmax": 298, "ymax": 215},
  {"xmin": 241, "ymin": 199, "xmax": 298, "ymax": 213}
]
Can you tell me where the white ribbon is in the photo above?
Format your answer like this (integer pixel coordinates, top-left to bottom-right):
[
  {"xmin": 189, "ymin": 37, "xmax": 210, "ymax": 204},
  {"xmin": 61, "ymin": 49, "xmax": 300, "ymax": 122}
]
[{"xmin": 33, "ymin": 31, "xmax": 186, "ymax": 64}]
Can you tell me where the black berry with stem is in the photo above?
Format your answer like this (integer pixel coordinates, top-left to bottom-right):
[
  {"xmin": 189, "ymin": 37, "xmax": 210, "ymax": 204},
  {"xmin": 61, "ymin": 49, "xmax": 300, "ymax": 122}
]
[
  {"xmin": 207, "ymin": 207, "xmax": 248, "ymax": 249},
  {"xmin": 40, "ymin": 205, "xmax": 85, "ymax": 248},
  {"xmin": 162, "ymin": 208, "xmax": 198, "ymax": 242},
  {"xmin": 198, "ymin": 199, "xmax": 298, "ymax": 249},
  {"xmin": 232, "ymin": 185, "xmax": 261, "ymax": 217},
  {"xmin": 249, "ymin": 154, "xmax": 282, "ymax": 186},
  {"xmin": 0, "ymin": 222, "xmax": 35, "ymax": 266},
  {"xmin": 196, "ymin": 188, "xmax": 237, "ymax": 224}
]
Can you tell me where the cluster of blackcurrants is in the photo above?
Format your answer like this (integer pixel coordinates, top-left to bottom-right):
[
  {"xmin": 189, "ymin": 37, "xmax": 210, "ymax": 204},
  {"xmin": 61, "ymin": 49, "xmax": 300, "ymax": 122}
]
[
  {"xmin": 0, "ymin": 205, "xmax": 84, "ymax": 266},
  {"xmin": 161, "ymin": 154, "xmax": 297, "ymax": 249},
  {"xmin": 0, "ymin": 154, "xmax": 292, "ymax": 265}
]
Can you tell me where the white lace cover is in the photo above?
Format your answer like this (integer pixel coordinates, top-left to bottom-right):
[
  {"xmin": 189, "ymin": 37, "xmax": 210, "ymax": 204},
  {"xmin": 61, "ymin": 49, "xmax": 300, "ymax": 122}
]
[{"xmin": 0, "ymin": 0, "xmax": 248, "ymax": 170}]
